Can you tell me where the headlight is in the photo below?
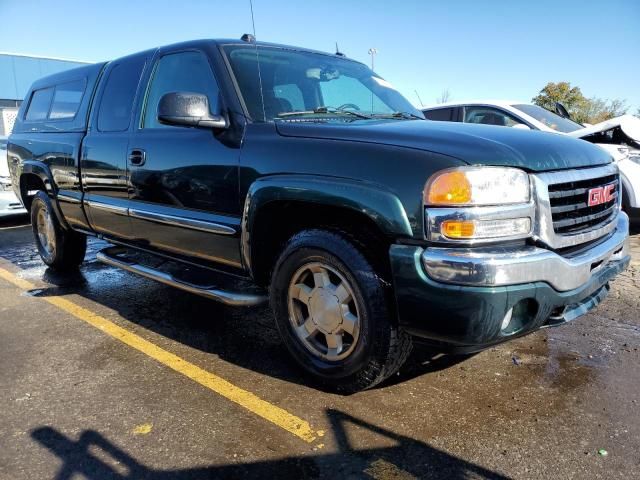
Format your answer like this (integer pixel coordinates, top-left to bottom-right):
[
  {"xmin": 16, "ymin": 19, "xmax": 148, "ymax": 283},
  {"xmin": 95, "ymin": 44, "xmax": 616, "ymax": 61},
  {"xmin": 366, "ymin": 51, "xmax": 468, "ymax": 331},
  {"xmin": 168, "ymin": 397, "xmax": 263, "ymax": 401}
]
[
  {"xmin": 424, "ymin": 167, "xmax": 530, "ymax": 206},
  {"xmin": 424, "ymin": 167, "xmax": 533, "ymax": 243}
]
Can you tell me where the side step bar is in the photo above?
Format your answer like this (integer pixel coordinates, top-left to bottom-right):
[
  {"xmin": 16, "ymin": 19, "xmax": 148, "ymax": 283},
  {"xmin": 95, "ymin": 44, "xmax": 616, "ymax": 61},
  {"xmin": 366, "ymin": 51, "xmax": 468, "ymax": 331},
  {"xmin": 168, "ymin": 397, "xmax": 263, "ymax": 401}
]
[{"xmin": 96, "ymin": 247, "xmax": 267, "ymax": 307}]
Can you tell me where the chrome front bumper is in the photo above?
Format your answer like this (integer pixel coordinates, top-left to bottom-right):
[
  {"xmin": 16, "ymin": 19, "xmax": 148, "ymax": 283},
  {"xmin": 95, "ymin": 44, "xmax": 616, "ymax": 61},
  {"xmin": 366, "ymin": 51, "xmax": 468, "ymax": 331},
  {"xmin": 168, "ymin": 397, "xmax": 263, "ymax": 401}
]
[{"xmin": 422, "ymin": 212, "xmax": 630, "ymax": 292}]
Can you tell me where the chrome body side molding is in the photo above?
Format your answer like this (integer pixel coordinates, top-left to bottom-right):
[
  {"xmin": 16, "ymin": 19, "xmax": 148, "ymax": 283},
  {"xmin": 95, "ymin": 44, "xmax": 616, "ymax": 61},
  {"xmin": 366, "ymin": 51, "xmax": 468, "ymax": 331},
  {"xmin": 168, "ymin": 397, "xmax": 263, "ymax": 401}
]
[{"xmin": 128, "ymin": 208, "xmax": 236, "ymax": 235}]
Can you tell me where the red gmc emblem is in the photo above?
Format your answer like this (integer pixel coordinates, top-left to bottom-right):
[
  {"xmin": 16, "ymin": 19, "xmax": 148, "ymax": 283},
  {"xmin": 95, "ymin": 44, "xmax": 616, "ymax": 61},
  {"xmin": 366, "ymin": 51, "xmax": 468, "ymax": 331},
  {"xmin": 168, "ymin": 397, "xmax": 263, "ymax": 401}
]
[{"xmin": 587, "ymin": 184, "xmax": 615, "ymax": 207}]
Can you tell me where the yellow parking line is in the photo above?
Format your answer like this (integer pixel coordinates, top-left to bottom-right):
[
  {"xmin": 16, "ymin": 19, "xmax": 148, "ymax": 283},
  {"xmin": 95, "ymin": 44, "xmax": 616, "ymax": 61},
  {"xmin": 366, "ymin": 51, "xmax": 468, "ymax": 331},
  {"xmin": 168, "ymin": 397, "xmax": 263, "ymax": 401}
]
[{"xmin": 0, "ymin": 266, "xmax": 322, "ymax": 444}]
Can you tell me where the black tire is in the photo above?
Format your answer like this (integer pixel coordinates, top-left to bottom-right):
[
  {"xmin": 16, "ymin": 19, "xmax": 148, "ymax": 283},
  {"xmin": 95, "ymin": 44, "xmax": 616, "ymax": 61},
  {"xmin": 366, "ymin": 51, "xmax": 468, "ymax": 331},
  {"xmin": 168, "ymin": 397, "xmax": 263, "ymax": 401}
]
[
  {"xmin": 30, "ymin": 191, "xmax": 86, "ymax": 271},
  {"xmin": 270, "ymin": 229, "xmax": 412, "ymax": 393}
]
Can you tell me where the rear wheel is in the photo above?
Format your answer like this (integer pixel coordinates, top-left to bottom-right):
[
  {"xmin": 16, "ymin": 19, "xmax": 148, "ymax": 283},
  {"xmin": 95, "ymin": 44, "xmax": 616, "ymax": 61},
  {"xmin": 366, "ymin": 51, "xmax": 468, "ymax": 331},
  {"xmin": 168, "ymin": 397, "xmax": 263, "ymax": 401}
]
[
  {"xmin": 31, "ymin": 191, "xmax": 86, "ymax": 271},
  {"xmin": 270, "ymin": 229, "xmax": 412, "ymax": 393}
]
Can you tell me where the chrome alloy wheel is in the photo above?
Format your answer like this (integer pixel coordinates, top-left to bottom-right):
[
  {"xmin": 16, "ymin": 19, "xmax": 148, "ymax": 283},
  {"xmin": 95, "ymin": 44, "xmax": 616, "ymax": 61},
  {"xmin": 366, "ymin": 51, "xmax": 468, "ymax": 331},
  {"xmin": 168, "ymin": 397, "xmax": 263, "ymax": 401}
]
[
  {"xmin": 288, "ymin": 262, "xmax": 360, "ymax": 361},
  {"xmin": 36, "ymin": 207, "xmax": 56, "ymax": 256}
]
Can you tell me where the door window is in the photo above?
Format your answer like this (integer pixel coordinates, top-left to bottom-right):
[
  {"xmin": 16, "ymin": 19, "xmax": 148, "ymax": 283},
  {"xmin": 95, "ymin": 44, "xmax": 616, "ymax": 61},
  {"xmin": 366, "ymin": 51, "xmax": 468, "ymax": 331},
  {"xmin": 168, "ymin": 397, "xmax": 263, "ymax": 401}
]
[
  {"xmin": 97, "ymin": 57, "xmax": 146, "ymax": 132},
  {"xmin": 463, "ymin": 107, "xmax": 525, "ymax": 127},
  {"xmin": 143, "ymin": 51, "xmax": 220, "ymax": 129}
]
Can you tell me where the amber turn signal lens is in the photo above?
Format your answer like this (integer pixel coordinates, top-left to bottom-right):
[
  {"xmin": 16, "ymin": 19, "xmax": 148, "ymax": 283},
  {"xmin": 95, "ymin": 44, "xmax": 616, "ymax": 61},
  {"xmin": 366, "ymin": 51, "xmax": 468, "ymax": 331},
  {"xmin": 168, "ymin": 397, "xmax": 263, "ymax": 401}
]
[
  {"xmin": 426, "ymin": 171, "xmax": 472, "ymax": 205},
  {"xmin": 441, "ymin": 220, "xmax": 475, "ymax": 238}
]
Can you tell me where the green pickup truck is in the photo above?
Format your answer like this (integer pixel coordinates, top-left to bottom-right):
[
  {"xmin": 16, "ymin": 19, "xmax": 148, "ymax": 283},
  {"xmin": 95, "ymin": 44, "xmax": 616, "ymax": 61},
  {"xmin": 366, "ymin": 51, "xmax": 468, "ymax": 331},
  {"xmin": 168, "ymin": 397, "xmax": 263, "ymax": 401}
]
[{"xmin": 8, "ymin": 37, "xmax": 630, "ymax": 392}]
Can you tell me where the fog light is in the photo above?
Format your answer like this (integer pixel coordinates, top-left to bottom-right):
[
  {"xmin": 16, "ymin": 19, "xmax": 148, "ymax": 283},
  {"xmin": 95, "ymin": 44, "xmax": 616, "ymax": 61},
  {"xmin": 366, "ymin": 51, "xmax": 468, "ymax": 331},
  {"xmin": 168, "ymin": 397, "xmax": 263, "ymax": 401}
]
[
  {"xmin": 441, "ymin": 220, "xmax": 475, "ymax": 238},
  {"xmin": 441, "ymin": 218, "xmax": 530, "ymax": 240},
  {"xmin": 501, "ymin": 308, "xmax": 514, "ymax": 331}
]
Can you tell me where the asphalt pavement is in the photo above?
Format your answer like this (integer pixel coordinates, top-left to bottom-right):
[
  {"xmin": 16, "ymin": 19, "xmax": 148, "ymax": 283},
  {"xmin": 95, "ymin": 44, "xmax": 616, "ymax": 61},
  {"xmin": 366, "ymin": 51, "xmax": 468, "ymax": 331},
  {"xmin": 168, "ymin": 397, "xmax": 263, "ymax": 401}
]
[{"xmin": 1, "ymin": 214, "xmax": 639, "ymax": 479}]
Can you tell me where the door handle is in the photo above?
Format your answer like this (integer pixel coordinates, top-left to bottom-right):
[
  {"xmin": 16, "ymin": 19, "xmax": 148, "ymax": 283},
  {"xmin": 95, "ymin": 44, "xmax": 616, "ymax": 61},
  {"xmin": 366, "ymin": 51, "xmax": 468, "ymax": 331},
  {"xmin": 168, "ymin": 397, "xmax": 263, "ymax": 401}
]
[{"xmin": 129, "ymin": 149, "xmax": 146, "ymax": 166}]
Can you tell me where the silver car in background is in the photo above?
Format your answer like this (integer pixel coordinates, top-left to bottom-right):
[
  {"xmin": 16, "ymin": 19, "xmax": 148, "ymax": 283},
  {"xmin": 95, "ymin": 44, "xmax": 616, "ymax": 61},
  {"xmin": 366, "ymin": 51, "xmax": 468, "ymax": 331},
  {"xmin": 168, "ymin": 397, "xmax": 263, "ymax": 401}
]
[{"xmin": 1, "ymin": 137, "xmax": 27, "ymax": 217}]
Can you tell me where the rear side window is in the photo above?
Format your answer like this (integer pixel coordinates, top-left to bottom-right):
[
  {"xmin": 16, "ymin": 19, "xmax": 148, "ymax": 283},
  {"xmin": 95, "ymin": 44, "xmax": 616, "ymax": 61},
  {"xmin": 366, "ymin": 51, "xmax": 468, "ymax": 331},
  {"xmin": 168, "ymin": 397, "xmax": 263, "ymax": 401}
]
[
  {"xmin": 97, "ymin": 57, "xmax": 146, "ymax": 132},
  {"xmin": 25, "ymin": 88, "xmax": 54, "ymax": 121},
  {"xmin": 49, "ymin": 79, "xmax": 86, "ymax": 119},
  {"xmin": 423, "ymin": 108, "xmax": 456, "ymax": 121}
]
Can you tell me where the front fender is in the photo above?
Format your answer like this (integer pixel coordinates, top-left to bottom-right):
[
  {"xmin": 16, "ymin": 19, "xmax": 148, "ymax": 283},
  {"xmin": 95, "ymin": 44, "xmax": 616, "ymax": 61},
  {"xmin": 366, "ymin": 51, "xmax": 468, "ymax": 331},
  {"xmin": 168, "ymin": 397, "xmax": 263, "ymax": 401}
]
[{"xmin": 241, "ymin": 174, "xmax": 413, "ymax": 269}]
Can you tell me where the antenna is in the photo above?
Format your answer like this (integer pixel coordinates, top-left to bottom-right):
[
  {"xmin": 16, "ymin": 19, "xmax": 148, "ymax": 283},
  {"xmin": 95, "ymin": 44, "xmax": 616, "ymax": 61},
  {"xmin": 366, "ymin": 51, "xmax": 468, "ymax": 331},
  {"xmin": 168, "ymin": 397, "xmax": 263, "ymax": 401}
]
[
  {"xmin": 415, "ymin": 90, "xmax": 424, "ymax": 107},
  {"xmin": 248, "ymin": 0, "xmax": 266, "ymax": 122},
  {"xmin": 335, "ymin": 42, "xmax": 345, "ymax": 57}
]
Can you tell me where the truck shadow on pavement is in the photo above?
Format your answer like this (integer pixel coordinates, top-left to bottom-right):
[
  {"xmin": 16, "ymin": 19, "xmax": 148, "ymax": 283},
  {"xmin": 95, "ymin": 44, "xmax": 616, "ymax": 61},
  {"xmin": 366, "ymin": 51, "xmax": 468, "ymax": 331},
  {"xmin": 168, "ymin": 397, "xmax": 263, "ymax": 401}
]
[{"xmin": 31, "ymin": 409, "xmax": 509, "ymax": 480}]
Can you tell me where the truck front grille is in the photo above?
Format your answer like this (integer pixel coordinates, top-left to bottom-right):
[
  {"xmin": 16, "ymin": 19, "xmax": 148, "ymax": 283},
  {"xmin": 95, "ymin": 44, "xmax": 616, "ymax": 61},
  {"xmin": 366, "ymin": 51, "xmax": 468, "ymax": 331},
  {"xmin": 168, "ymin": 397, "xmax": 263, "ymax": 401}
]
[{"xmin": 548, "ymin": 173, "xmax": 619, "ymax": 235}]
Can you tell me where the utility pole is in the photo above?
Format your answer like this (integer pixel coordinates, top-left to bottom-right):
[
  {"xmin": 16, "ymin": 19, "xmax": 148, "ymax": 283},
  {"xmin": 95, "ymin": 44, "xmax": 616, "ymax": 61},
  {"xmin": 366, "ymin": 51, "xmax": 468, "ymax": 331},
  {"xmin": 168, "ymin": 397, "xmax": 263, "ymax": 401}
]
[{"xmin": 368, "ymin": 48, "xmax": 377, "ymax": 71}]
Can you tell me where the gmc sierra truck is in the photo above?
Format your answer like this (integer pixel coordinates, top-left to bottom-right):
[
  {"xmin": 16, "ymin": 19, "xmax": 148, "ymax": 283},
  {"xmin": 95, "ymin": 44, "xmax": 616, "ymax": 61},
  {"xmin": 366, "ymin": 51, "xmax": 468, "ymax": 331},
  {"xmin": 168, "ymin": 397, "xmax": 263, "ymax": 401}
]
[{"xmin": 7, "ymin": 38, "xmax": 630, "ymax": 392}]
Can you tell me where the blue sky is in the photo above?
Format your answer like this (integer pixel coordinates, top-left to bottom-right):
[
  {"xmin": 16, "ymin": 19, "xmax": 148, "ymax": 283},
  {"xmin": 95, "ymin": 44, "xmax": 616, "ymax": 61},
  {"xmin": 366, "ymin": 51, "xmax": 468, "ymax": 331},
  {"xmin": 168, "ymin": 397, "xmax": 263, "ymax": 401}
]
[{"xmin": 1, "ymin": 0, "xmax": 638, "ymax": 110}]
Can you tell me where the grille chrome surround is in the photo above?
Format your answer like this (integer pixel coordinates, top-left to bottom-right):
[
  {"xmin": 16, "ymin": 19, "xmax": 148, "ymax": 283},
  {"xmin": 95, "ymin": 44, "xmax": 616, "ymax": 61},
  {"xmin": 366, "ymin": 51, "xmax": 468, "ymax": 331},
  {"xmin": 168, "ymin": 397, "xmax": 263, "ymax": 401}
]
[{"xmin": 531, "ymin": 164, "xmax": 621, "ymax": 250}]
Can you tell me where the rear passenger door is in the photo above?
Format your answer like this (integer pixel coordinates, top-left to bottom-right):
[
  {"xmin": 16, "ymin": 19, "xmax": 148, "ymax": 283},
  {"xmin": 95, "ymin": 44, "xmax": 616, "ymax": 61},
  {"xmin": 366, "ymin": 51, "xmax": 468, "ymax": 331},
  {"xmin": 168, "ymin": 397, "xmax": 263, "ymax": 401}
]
[
  {"xmin": 82, "ymin": 53, "xmax": 148, "ymax": 240},
  {"xmin": 127, "ymin": 48, "xmax": 242, "ymax": 268}
]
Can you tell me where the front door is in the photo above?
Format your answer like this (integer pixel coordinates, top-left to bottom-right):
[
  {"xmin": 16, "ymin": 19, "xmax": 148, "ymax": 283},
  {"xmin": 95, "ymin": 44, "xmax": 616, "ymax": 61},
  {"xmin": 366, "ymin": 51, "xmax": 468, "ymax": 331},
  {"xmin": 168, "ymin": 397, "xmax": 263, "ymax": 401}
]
[{"xmin": 127, "ymin": 49, "xmax": 242, "ymax": 268}]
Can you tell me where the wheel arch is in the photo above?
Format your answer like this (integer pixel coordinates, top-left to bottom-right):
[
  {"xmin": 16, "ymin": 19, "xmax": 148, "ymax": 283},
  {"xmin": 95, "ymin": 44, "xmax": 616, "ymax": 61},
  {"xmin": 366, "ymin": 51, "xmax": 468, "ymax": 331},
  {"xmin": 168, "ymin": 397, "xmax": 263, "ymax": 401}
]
[
  {"xmin": 242, "ymin": 175, "xmax": 413, "ymax": 285},
  {"xmin": 19, "ymin": 161, "xmax": 69, "ymax": 229}
]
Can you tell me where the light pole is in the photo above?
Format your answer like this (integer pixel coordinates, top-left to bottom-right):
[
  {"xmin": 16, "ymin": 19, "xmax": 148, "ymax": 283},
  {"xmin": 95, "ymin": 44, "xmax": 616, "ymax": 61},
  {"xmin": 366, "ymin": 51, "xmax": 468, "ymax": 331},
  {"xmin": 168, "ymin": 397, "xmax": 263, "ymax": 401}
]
[{"xmin": 368, "ymin": 48, "xmax": 377, "ymax": 71}]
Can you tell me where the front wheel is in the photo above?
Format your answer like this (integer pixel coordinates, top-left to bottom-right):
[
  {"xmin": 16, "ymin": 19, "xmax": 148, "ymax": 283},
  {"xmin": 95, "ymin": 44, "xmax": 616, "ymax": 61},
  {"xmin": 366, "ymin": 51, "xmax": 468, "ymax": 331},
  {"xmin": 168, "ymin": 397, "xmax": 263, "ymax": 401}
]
[
  {"xmin": 31, "ymin": 191, "xmax": 86, "ymax": 271},
  {"xmin": 270, "ymin": 229, "xmax": 412, "ymax": 393}
]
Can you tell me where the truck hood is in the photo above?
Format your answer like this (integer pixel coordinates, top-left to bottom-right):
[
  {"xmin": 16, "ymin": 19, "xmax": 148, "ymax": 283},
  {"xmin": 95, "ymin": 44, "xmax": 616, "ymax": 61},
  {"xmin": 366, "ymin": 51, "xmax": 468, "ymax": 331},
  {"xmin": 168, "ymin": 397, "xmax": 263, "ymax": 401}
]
[
  {"xmin": 275, "ymin": 119, "xmax": 611, "ymax": 172},
  {"xmin": 566, "ymin": 114, "xmax": 640, "ymax": 146}
]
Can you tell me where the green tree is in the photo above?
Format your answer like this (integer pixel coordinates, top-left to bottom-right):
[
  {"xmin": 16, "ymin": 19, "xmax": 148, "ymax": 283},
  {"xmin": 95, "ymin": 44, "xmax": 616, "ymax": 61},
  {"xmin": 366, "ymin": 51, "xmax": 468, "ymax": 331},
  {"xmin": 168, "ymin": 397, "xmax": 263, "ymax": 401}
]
[
  {"xmin": 532, "ymin": 81, "xmax": 628, "ymax": 124},
  {"xmin": 581, "ymin": 98, "xmax": 628, "ymax": 124},
  {"xmin": 532, "ymin": 82, "xmax": 587, "ymax": 117}
]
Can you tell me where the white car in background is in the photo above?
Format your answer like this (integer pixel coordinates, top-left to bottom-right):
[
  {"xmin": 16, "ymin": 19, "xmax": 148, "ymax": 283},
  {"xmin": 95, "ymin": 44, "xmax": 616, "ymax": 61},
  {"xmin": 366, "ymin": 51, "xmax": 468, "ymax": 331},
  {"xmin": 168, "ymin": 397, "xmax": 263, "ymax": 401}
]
[
  {"xmin": 1, "ymin": 137, "xmax": 27, "ymax": 217},
  {"xmin": 422, "ymin": 101, "xmax": 640, "ymax": 220}
]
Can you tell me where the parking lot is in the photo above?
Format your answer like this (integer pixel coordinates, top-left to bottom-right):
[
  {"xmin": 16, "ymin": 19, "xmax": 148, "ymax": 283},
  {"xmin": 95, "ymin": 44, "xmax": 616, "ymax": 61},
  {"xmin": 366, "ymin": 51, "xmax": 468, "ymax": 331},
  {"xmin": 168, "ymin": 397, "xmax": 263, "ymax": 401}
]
[{"xmin": 0, "ymin": 215, "xmax": 639, "ymax": 479}]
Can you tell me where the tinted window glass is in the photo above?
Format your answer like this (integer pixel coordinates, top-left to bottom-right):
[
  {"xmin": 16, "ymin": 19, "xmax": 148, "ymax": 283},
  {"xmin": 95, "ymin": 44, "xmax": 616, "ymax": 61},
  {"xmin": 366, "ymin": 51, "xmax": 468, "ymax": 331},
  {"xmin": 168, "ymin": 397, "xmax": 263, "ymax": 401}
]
[
  {"xmin": 512, "ymin": 104, "xmax": 582, "ymax": 133},
  {"xmin": 423, "ymin": 108, "xmax": 455, "ymax": 121},
  {"xmin": 463, "ymin": 107, "xmax": 525, "ymax": 127},
  {"xmin": 223, "ymin": 45, "xmax": 422, "ymax": 122},
  {"xmin": 25, "ymin": 88, "xmax": 54, "ymax": 121},
  {"xmin": 143, "ymin": 51, "xmax": 219, "ymax": 129},
  {"xmin": 97, "ymin": 57, "xmax": 146, "ymax": 132},
  {"xmin": 319, "ymin": 75, "xmax": 392, "ymax": 113},
  {"xmin": 49, "ymin": 79, "xmax": 86, "ymax": 119},
  {"xmin": 273, "ymin": 83, "xmax": 304, "ymax": 112}
]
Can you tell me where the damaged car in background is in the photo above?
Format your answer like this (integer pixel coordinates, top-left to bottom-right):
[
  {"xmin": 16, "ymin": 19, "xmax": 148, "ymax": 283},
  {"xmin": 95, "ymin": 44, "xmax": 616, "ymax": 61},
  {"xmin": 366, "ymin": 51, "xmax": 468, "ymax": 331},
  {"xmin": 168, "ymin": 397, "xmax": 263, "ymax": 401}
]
[{"xmin": 422, "ymin": 101, "xmax": 640, "ymax": 221}]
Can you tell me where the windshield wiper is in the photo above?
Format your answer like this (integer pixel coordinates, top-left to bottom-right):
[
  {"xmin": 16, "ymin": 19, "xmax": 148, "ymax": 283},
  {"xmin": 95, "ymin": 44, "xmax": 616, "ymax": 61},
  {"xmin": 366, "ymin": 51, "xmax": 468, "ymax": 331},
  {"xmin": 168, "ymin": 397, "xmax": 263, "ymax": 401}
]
[
  {"xmin": 277, "ymin": 107, "xmax": 372, "ymax": 120},
  {"xmin": 373, "ymin": 111, "xmax": 424, "ymax": 120}
]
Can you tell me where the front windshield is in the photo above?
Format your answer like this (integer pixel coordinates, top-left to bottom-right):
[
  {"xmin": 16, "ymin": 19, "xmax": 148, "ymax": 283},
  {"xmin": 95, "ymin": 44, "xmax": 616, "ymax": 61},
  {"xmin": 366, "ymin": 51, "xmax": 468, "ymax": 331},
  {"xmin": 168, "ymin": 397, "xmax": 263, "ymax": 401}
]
[
  {"xmin": 223, "ymin": 44, "xmax": 422, "ymax": 122},
  {"xmin": 512, "ymin": 104, "xmax": 583, "ymax": 133}
]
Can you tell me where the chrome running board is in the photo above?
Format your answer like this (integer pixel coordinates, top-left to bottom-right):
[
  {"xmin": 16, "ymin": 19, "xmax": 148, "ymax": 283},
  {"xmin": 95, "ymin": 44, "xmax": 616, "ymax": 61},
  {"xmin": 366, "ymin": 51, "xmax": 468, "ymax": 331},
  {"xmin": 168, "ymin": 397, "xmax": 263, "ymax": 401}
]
[{"xmin": 96, "ymin": 247, "xmax": 267, "ymax": 307}]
